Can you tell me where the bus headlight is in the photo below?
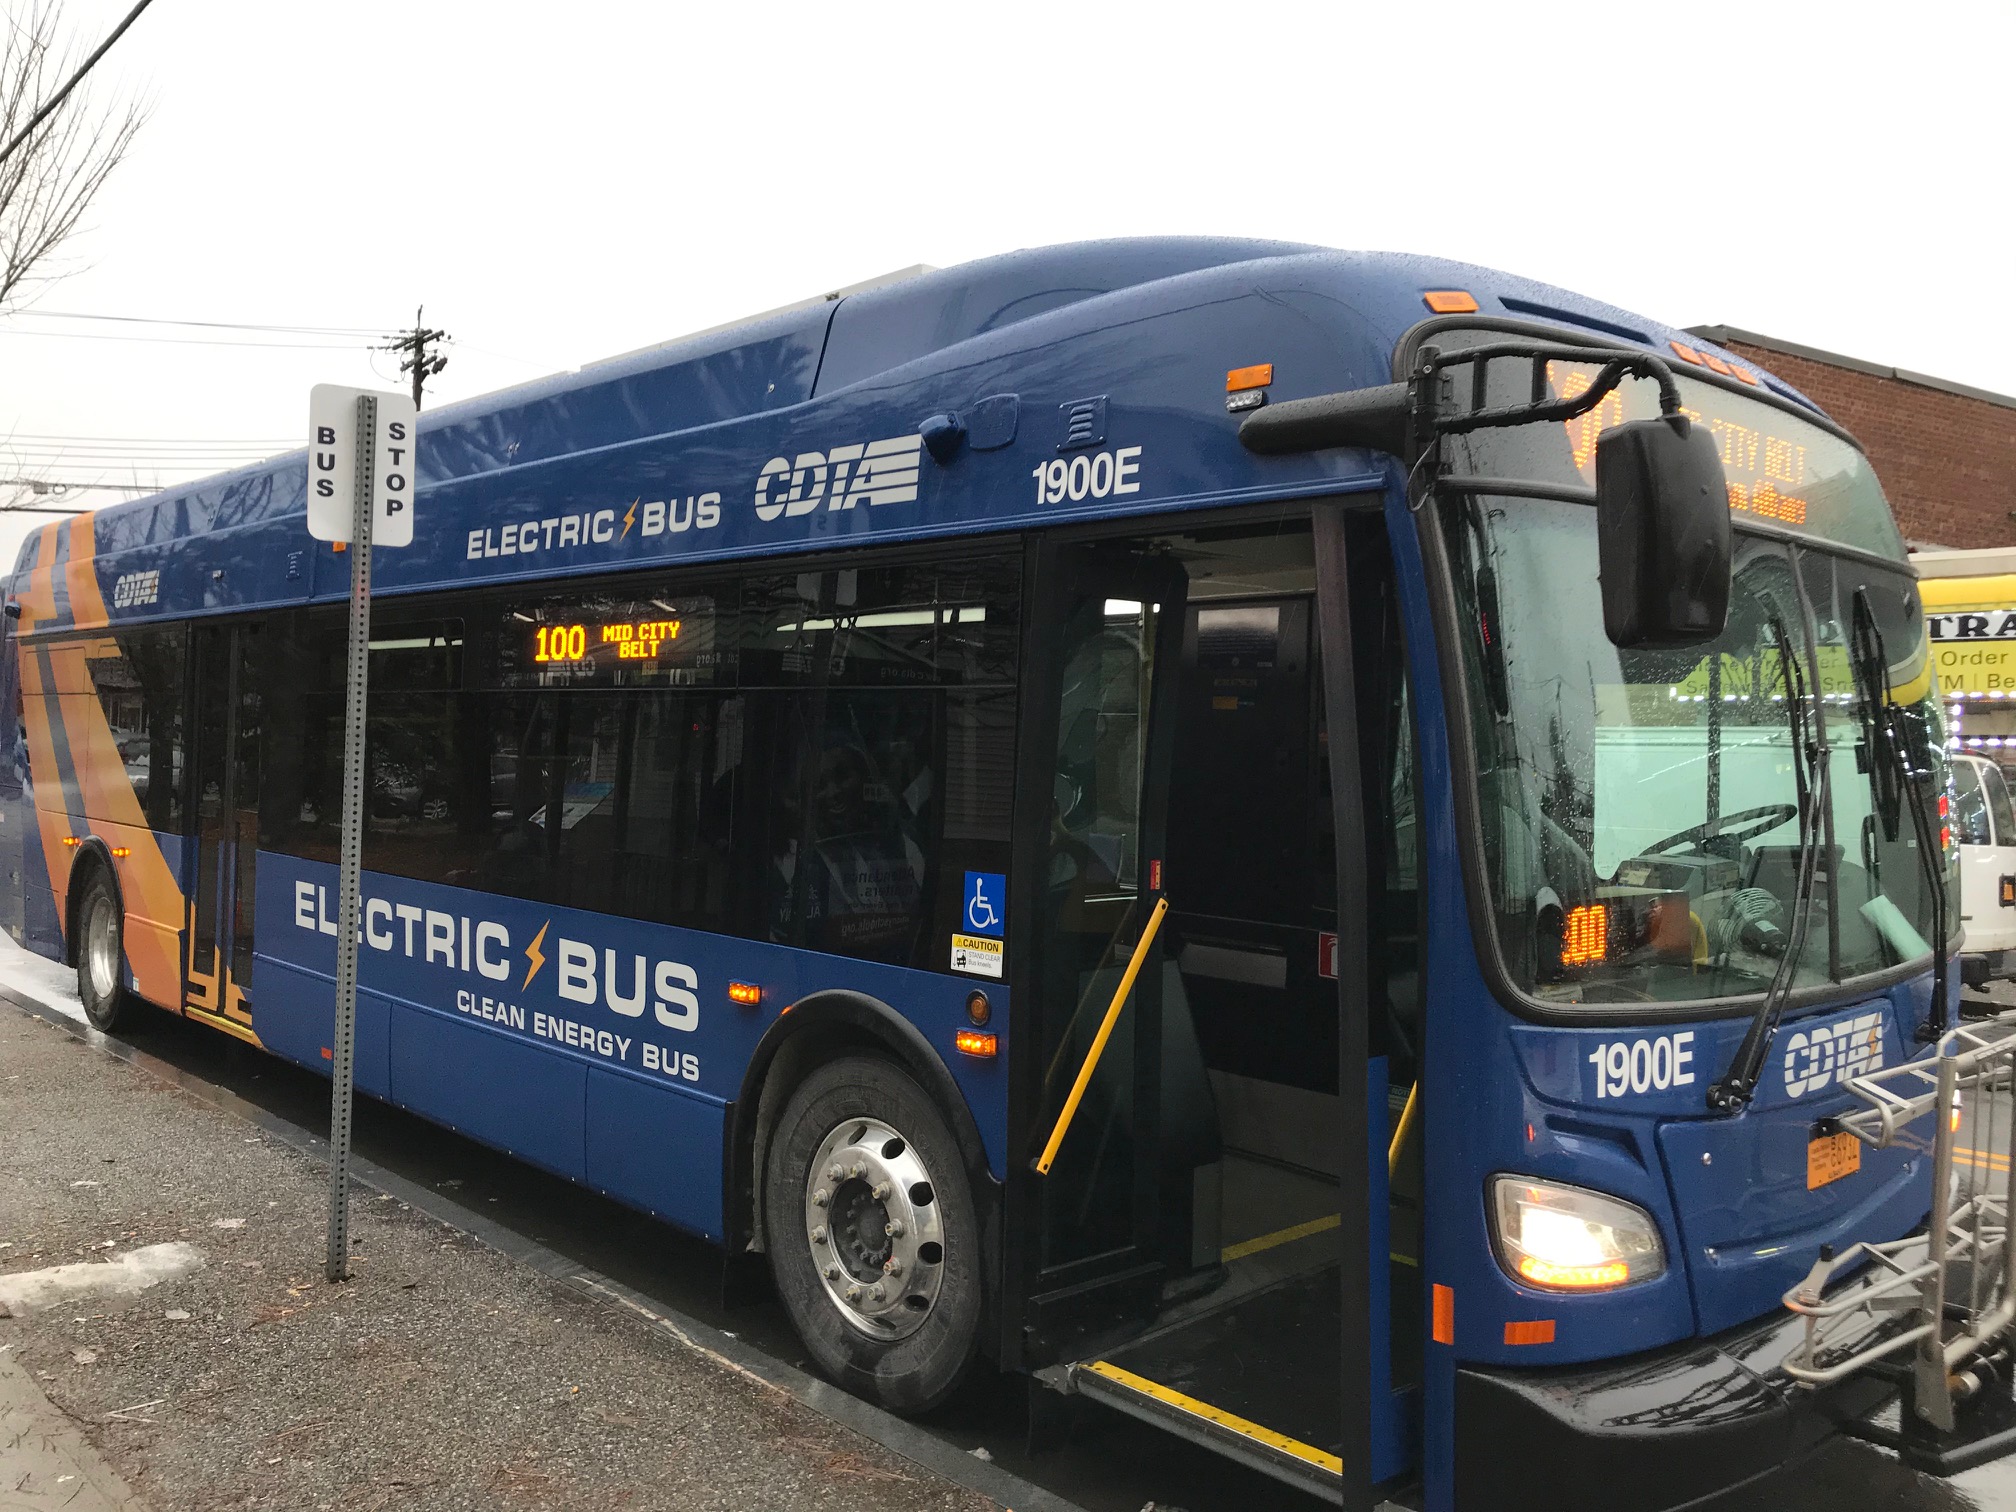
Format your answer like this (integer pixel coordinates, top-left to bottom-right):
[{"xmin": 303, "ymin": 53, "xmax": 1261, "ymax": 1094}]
[{"xmin": 1490, "ymin": 1177, "xmax": 1666, "ymax": 1291}]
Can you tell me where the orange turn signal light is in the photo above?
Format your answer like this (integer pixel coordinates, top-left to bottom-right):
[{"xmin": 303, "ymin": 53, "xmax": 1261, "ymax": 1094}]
[
  {"xmin": 110, "ymin": 847, "xmax": 131, "ymax": 858},
  {"xmin": 60, "ymin": 835, "xmax": 80, "ymax": 847},
  {"xmin": 954, "ymin": 1029, "xmax": 997, "ymax": 1059},
  {"xmin": 1423, "ymin": 290, "xmax": 1478, "ymax": 314},
  {"xmin": 1517, "ymin": 1256, "xmax": 1630, "ymax": 1289},
  {"xmin": 1225, "ymin": 363, "xmax": 1274, "ymax": 393},
  {"xmin": 727, "ymin": 981, "xmax": 762, "ymax": 1006}
]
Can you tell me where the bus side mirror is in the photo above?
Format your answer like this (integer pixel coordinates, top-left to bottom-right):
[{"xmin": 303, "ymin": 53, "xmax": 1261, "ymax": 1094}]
[{"xmin": 1595, "ymin": 414, "xmax": 1731, "ymax": 649}]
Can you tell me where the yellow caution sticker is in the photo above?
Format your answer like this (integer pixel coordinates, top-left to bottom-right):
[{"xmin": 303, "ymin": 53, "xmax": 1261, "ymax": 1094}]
[{"xmin": 951, "ymin": 934, "xmax": 1003, "ymax": 979}]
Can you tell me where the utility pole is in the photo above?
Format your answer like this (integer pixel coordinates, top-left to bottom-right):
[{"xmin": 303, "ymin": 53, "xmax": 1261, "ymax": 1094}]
[{"xmin": 380, "ymin": 306, "xmax": 449, "ymax": 411}]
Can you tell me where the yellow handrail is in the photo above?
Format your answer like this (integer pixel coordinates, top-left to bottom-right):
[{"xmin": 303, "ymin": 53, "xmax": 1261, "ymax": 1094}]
[
  {"xmin": 1388, "ymin": 1082, "xmax": 1420, "ymax": 1179},
  {"xmin": 1033, "ymin": 895, "xmax": 1169, "ymax": 1175}
]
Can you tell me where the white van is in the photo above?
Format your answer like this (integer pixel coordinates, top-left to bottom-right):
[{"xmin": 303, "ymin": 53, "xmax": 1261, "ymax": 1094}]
[{"xmin": 1953, "ymin": 752, "xmax": 2016, "ymax": 985}]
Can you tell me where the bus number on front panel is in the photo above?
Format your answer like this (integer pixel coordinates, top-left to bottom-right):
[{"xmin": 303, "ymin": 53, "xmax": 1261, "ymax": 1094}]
[{"xmin": 1587, "ymin": 1032, "xmax": 1697, "ymax": 1099}]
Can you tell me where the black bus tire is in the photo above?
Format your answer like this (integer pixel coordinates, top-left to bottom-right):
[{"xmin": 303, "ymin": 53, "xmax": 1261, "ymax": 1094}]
[
  {"xmin": 75, "ymin": 868, "xmax": 138, "ymax": 1033},
  {"xmin": 762, "ymin": 1054, "xmax": 982, "ymax": 1414}
]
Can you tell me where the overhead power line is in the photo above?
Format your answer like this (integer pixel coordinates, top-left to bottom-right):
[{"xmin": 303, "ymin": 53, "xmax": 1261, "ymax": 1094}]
[
  {"xmin": 0, "ymin": 328, "xmax": 374, "ymax": 349},
  {"xmin": 3, "ymin": 309, "xmax": 388, "ymax": 336},
  {"xmin": 0, "ymin": 0, "xmax": 157, "ymax": 169},
  {"xmin": 1, "ymin": 432, "xmax": 294, "ymax": 442}
]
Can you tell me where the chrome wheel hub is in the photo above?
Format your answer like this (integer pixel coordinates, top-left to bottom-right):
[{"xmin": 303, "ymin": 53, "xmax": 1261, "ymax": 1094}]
[
  {"xmin": 85, "ymin": 896, "xmax": 118, "ymax": 1002},
  {"xmin": 803, "ymin": 1115, "xmax": 945, "ymax": 1340}
]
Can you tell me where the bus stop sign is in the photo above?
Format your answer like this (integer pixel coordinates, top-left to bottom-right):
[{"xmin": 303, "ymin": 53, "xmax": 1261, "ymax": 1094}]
[{"xmin": 307, "ymin": 384, "xmax": 419, "ymax": 547}]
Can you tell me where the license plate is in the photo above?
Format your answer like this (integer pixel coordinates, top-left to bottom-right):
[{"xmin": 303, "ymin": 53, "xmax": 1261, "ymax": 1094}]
[{"xmin": 1808, "ymin": 1130, "xmax": 1862, "ymax": 1190}]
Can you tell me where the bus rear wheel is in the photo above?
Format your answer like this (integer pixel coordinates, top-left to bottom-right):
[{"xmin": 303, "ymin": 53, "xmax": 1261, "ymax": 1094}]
[
  {"xmin": 75, "ymin": 870, "xmax": 138, "ymax": 1033},
  {"xmin": 763, "ymin": 1055, "xmax": 981, "ymax": 1414}
]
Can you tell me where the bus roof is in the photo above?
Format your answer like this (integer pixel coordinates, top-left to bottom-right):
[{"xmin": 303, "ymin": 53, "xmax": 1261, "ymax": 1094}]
[{"xmin": 8, "ymin": 238, "xmax": 1805, "ymax": 635}]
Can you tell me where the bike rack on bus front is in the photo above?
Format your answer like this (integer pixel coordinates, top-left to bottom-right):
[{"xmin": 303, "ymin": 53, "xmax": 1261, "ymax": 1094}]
[{"xmin": 1782, "ymin": 1011, "xmax": 2016, "ymax": 1468}]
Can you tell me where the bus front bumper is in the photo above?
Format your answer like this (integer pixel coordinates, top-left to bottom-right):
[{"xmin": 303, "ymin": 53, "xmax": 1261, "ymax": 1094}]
[{"xmin": 1455, "ymin": 1301, "xmax": 1899, "ymax": 1512}]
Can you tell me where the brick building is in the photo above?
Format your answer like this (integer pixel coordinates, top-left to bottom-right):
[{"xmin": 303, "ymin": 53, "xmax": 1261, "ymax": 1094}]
[{"xmin": 1688, "ymin": 325, "xmax": 2016, "ymax": 550}]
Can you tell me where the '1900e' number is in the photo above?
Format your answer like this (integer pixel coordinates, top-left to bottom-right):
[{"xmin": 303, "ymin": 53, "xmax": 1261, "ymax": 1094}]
[
  {"xmin": 1032, "ymin": 447, "xmax": 1143, "ymax": 505},
  {"xmin": 1587, "ymin": 1032, "xmax": 1697, "ymax": 1098}
]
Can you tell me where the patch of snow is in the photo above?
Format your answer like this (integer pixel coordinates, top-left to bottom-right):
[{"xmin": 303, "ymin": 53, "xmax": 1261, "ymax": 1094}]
[
  {"xmin": 0, "ymin": 1242, "xmax": 205, "ymax": 1315},
  {"xmin": 0, "ymin": 931, "xmax": 85, "ymax": 1024}
]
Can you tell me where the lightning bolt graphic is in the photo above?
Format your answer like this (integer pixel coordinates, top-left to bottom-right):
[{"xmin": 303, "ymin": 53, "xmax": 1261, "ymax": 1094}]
[
  {"xmin": 622, "ymin": 498, "xmax": 637, "ymax": 540},
  {"xmin": 522, "ymin": 921, "xmax": 550, "ymax": 991}
]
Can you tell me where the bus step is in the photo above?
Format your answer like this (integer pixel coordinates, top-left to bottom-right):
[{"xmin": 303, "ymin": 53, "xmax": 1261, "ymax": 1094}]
[{"xmin": 1066, "ymin": 1263, "xmax": 1343, "ymax": 1500}]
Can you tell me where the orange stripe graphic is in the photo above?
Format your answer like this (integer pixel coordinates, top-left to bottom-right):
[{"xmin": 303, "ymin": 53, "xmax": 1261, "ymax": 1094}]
[{"xmin": 63, "ymin": 513, "xmax": 108, "ymax": 631}]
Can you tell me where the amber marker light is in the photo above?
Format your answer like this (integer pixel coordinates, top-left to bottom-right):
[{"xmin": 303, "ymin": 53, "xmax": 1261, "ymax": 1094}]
[
  {"xmin": 60, "ymin": 835, "xmax": 80, "ymax": 847},
  {"xmin": 1225, "ymin": 363, "xmax": 1274, "ymax": 392},
  {"xmin": 1423, "ymin": 290, "xmax": 1478, "ymax": 313},
  {"xmin": 110, "ymin": 847, "xmax": 131, "ymax": 858},
  {"xmin": 1669, "ymin": 341, "xmax": 1705, "ymax": 365},
  {"xmin": 965, "ymin": 990, "xmax": 991, "ymax": 1027},
  {"xmin": 727, "ymin": 981, "xmax": 762, "ymax": 1007},
  {"xmin": 954, "ymin": 1029, "xmax": 998, "ymax": 1059}
]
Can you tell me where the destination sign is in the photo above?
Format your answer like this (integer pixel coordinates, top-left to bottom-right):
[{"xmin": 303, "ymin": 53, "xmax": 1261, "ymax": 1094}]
[
  {"xmin": 532, "ymin": 617, "xmax": 683, "ymax": 664},
  {"xmin": 1553, "ymin": 364, "xmax": 1812, "ymax": 527},
  {"xmin": 500, "ymin": 593, "xmax": 719, "ymax": 687}
]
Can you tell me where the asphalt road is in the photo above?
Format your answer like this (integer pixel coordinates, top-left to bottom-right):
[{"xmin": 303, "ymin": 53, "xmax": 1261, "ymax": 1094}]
[{"xmin": 10, "ymin": 955, "xmax": 2016, "ymax": 1511}]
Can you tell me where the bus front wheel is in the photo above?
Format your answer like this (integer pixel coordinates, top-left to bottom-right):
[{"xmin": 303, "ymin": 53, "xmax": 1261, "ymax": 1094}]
[
  {"xmin": 75, "ymin": 869, "xmax": 138, "ymax": 1033},
  {"xmin": 763, "ymin": 1054, "xmax": 981, "ymax": 1413}
]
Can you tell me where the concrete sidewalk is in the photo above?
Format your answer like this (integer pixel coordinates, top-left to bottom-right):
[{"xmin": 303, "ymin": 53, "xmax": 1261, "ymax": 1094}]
[
  {"xmin": 1, "ymin": 1342, "xmax": 149, "ymax": 1511},
  {"xmin": 0, "ymin": 1002, "xmax": 996, "ymax": 1512}
]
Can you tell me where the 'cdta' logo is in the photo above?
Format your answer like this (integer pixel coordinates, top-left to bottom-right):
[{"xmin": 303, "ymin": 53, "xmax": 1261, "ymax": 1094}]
[
  {"xmin": 1782, "ymin": 1011, "xmax": 1885, "ymax": 1099},
  {"xmin": 753, "ymin": 434, "xmax": 923, "ymax": 522}
]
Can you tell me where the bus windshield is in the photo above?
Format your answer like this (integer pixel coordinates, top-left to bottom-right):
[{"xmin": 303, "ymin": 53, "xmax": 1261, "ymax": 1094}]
[{"xmin": 1434, "ymin": 381, "xmax": 1949, "ymax": 1008}]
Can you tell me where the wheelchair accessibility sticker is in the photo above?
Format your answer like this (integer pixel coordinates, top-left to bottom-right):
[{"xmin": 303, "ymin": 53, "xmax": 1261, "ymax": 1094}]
[
  {"xmin": 963, "ymin": 873, "xmax": 1005, "ymax": 938},
  {"xmin": 952, "ymin": 872, "xmax": 1006, "ymax": 979}
]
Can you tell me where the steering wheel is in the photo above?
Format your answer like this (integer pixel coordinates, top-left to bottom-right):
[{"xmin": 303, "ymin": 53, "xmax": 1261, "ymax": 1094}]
[{"xmin": 1643, "ymin": 804, "xmax": 1798, "ymax": 857}]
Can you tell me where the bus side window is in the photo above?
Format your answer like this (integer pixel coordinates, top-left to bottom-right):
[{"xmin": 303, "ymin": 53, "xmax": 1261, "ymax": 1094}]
[
  {"xmin": 86, "ymin": 628, "xmax": 187, "ymax": 831},
  {"xmin": 745, "ymin": 557, "xmax": 1018, "ymax": 970}
]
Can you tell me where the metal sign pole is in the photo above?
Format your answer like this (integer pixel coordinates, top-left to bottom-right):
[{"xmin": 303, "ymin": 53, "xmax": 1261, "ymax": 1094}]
[{"xmin": 325, "ymin": 393, "xmax": 376, "ymax": 1283}]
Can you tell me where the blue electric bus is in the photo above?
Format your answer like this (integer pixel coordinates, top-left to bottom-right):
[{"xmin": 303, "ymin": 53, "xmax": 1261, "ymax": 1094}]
[{"xmin": 0, "ymin": 239, "xmax": 1978, "ymax": 1508}]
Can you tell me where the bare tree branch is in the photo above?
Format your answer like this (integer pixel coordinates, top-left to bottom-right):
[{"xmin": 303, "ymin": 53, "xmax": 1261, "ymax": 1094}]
[{"xmin": 0, "ymin": 1, "xmax": 149, "ymax": 315}]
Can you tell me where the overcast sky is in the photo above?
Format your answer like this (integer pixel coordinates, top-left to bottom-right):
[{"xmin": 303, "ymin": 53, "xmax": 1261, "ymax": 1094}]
[{"xmin": 2, "ymin": 0, "xmax": 2010, "ymax": 569}]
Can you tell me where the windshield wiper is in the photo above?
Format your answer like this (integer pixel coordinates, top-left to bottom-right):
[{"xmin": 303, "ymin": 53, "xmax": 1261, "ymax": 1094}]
[
  {"xmin": 1850, "ymin": 588, "xmax": 1951, "ymax": 1038},
  {"xmin": 1708, "ymin": 616, "xmax": 1828, "ymax": 1113}
]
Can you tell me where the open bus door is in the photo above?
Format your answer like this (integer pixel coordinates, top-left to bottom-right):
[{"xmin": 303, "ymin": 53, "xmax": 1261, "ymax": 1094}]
[
  {"xmin": 1014, "ymin": 508, "xmax": 1408, "ymax": 1508},
  {"xmin": 180, "ymin": 621, "xmax": 262, "ymax": 1038}
]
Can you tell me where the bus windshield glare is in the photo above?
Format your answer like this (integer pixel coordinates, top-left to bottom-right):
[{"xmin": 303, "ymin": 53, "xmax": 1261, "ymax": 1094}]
[{"xmin": 1433, "ymin": 350, "xmax": 1950, "ymax": 1007}]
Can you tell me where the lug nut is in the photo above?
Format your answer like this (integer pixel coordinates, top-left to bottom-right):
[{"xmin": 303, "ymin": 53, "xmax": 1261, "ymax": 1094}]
[
  {"xmin": 812, "ymin": 1188, "xmax": 830, "ymax": 1208},
  {"xmin": 844, "ymin": 1284, "xmax": 862, "ymax": 1304},
  {"xmin": 884, "ymin": 1258, "xmax": 904, "ymax": 1277},
  {"xmin": 827, "ymin": 1164, "xmax": 844, "ymax": 1182},
  {"xmin": 869, "ymin": 1285, "xmax": 885, "ymax": 1302},
  {"xmin": 870, "ymin": 1182, "xmax": 891, "ymax": 1201},
  {"xmin": 811, "ymin": 1225, "xmax": 828, "ymax": 1244},
  {"xmin": 885, "ymin": 1220, "xmax": 905, "ymax": 1238},
  {"xmin": 824, "ymin": 1265, "xmax": 841, "ymax": 1280},
  {"xmin": 849, "ymin": 1163, "xmax": 866, "ymax": 1179}
]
